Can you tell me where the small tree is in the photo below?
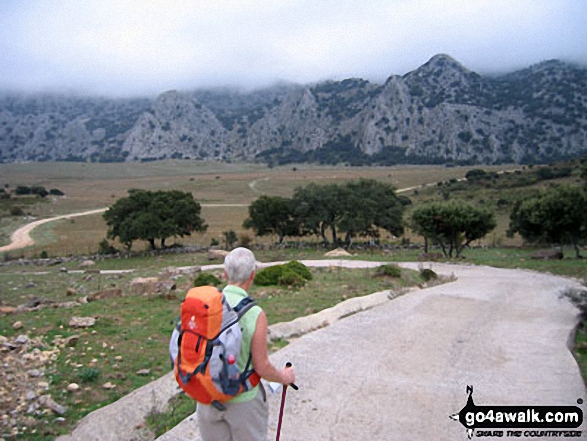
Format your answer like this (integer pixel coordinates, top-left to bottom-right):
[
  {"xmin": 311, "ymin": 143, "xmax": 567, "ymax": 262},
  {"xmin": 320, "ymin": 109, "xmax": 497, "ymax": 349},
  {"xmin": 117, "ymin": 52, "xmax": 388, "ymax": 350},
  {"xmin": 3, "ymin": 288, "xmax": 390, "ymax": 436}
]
[
  {"xmin": 508, "ymin": 185, "xmax": 586, "ymax": 258},
  {"xmin": 103, "ymin": 189, "xmax": 207, "ymax": 251},
  {"xmin": 243, "ymin": 195, "xmax": 299, "ymax": 244},
  {"xmin": 411, "ymin": 200, "xmax": 496, "ymax": 258},
  {"xmin": 223, "ymin": 230, "xmax": 238, "ymax": 249}
]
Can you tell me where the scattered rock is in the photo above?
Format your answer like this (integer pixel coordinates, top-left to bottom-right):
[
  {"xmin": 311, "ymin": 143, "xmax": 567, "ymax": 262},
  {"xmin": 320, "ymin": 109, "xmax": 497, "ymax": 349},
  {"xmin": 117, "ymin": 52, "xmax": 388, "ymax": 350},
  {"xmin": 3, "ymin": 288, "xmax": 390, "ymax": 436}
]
[
  {"xmin": 87, "ymin": 288, "xmax": 123, "ymax": 302},
  {"xmin": 12, "ymin": 321, "xmax": 23, "ymax": 330},
  {"xmin": 66, "ymin": 287, "xmax": 77, "ymax": 296},
  {"xmin": 25, "ymin": 390, "xmax": 37, "ymax": 401},
  {"xmin": 68, "ymin": 317, "xmax": 96, "ymax": 328},
  {"xmin": 324, "ymin": 248, "xmax": 352, "ymax": 257},
  {"xmin": 79, "ymin": 260, "xmax": 95, "ymax": 268},
  {"xmin": 24, "ymin": 296, "xmax": 54, "ymax": 309},
  {"xmin": 67, "ymin": 383, "xmax": 80, "ymax": 392},
  {"xmin": 27, "ymin": 369, "xmax": 43, "ymax": 378},
  {"xmin": 14, "ymin": 334, "xmax": 29, "ymax": 345},
  {"xmin": 59, "ymin": 335, "xmax": 80, "ymax": 347},
  {"xmin": 38, "ymin": 395, "xmax": 67, "ymax": 415},
  {"xmin": 136, "ymin": 369, "xmax": 151, "ymax": 376},
  {"xmin": 0, "ymin": 306, "xmax": 16, "ymax": 314},
  {"xmin": 130, "ymin": 277, "xmax": 159, "ymax": 296},
  {"xmin": 102, "ymin": 382, "xmax": 115, "ymax": 390},
  {"xmin": 25, "ymin": 282, "xmax": 36, "ymax": 288}
]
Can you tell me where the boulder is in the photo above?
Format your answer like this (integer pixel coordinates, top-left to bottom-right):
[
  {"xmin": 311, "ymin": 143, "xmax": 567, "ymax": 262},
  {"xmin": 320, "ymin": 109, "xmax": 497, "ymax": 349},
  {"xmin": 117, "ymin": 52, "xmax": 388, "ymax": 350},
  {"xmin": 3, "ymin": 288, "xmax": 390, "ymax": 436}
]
[
  {"xmin": 130, "ymin": 277, "xmax": 159, "ymax": 296},
  {"xmin": 324, "ymin": 248, "xmax": 352, "ymax": 257},
  {"xmin": 88, "ymin": 288, "xmax": 123, "ymax": 302},
  {"xmin": 39, "ymin": 395, "xmax": 67, "ymax": 415},
  {"xmin": 69, "ymin": 317, "xmax": 96, "ymax": 328},
  {"xmin": 0, "ymin": 306, "xmax": 16, "ymax": 314},
  {"xmin": 208, "ymin": 249, "xmax": 230, "ymax": 261}
]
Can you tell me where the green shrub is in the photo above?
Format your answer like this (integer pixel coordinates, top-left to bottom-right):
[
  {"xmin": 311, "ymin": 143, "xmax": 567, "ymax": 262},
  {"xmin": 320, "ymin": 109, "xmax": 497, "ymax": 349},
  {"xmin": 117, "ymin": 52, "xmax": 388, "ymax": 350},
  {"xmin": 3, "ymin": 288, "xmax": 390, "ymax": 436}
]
[
  {"xmin": 255, "ymin": 261, "xmax": 312, "ymax": 287},
  {"xmin": 284, "ymin": 261, "xmax": 312, "ymax": 281},
  {"xmin": 420, "ymin": 268, "xmax": 438, "ymax": 282},
  {"xmin": 78, "ymin": 367, "xmax": 100, "ymax": 383},
  {"xmin": 375, "ymin": 264, "xmax": 402, "ymax": 278},
  {"xmin": 255, "ymin": 265, "xmax": 285, "ymax": 286},
  {"xmin": 98, "ymin": 238, "xmax": 118, "ymax": 255},
  {"xmin": 194, "ymin": 272, "xmax": 221, "ymax": 287},
  {"xmin": 278, "ymin": 269, "xmax": 306, "ymax": 288}
]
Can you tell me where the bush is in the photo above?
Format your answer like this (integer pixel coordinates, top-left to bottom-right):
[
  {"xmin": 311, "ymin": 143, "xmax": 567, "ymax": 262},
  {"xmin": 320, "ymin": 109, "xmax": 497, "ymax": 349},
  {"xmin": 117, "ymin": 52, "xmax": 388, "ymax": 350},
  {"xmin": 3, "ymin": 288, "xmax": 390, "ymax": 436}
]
[
  {"xmin": 255, "ymin": 265, "xmax": 284, "ymax": 286},
  {"xmin": 10, "ymin": 206, "xmax": 24, "ymax": 216},
  {"xmin": 255, "ymin": 261, "xmax": 312, "ymax": 287},
  {"xmin": 285, "ymin": 261, "xmax": 313, "ymax": 281},
  {"xmin": 375, "ymin": 264, "xmax": 402, "ymax": 278},
  {"xmin": 194, "ymin": 272, "xmax": 221, "ymax": 287},
  {"xmin": 278, "ymin": 269, "xmax": 306, "ymax": 288},
  {"xmin": 98, "ymin": 239, "xmax": 118, "ymax": 255},
  {"xmin": 420, "ymin": 268, "xmax": 438, "ymax": 282},
  {"xmin": 78, "ymin": 367, "xmax": 100, "ymax": 383}
]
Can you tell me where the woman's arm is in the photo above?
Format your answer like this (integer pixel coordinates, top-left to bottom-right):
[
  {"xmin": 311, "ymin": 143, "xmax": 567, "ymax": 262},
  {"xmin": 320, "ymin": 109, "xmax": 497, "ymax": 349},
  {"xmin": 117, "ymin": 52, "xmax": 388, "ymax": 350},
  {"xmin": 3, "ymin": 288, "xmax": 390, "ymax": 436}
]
[{"xmin": 250, "ymin": 311, "xmax": 296, "ymax": 385}]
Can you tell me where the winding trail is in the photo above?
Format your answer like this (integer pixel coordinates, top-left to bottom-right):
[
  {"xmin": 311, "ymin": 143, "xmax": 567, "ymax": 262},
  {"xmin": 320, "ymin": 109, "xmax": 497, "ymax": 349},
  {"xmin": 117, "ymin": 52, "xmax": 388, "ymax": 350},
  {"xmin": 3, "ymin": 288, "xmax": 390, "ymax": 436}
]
[
  {"xmin": 0, "ymin": 208, "xmax": 109, "ymax": 253},
  {"xmin": 55, "ymin": 261, "xmax": 586, "ymax": 441},
  {"xmin": 0, "ymin": 204, "xmax": 248, "ymax": 253}
]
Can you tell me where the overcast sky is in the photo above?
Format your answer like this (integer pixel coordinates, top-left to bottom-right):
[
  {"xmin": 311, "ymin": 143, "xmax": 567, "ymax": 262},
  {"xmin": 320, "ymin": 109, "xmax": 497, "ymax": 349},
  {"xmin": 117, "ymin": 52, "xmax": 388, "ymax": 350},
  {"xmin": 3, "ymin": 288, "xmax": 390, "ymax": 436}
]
[{"xmin": 1, "ymin": 0, "xmax": 586, "ymax": 97}]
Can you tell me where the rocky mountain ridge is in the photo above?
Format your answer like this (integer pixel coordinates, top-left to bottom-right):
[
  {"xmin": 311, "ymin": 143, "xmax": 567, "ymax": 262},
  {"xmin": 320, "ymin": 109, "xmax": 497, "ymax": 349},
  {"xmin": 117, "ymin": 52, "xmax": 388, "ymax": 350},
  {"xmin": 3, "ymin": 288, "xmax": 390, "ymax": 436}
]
[{"xmin": 1, "ymin": 54, "xmax": 586, "ymax": 165}]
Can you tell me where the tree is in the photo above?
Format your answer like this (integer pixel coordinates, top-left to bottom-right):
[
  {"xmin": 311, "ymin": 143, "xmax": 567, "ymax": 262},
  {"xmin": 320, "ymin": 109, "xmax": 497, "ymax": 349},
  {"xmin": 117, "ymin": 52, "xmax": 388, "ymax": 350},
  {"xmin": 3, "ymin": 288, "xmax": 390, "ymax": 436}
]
[
  {"xmin": 223, "ymin": 230, "xmax": 238, "ymax": 249},
  {"xmin": 411, "ymin": 200, "xmax": 496, "ymax": 258},
  {"xmin": 292, "ymin": 180, "xmax": 405, "ymax": 247},
  {"xmin": 243, "ymin": 195, "xmax": 299, "ymax": 244},
  {"xmin": 292, "ymin": 183, "xmax": 348, "ymax": 246},
  {"xmin": 103, "ymin": 189, "xmax": 207, "ymax": 251},
  {"xmin": 338, "ymin": 179, "xmax": 405, "ymax": 246},
  {"xmin": 508, "ymin": 185, "xmax": 586, "ymax": 258}
]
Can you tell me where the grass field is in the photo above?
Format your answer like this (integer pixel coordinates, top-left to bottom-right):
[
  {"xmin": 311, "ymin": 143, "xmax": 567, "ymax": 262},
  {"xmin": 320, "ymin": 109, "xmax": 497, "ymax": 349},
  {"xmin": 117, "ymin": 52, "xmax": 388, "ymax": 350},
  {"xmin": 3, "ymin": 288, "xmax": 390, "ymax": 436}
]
[{"xmin": 0, "ymin": 160, "xmax": 521, "ymax": 257}]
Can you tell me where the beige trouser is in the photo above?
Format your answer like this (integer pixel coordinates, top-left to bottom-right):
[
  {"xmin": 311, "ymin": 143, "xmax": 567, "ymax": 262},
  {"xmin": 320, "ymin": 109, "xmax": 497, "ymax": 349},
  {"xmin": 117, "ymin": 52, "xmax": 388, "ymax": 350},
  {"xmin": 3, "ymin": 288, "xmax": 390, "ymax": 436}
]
[{"xmin": 196, "ymin": 384, "xmax": 268, "ymax": 441}]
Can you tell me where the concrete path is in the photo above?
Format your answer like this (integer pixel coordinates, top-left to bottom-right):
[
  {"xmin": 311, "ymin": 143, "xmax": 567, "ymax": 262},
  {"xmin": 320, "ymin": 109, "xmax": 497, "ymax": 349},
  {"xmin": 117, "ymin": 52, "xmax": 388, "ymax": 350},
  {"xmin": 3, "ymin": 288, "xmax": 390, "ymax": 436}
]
[{"xmin": 158, "ymin": 262, "xmax": 587, "ymax": 441}]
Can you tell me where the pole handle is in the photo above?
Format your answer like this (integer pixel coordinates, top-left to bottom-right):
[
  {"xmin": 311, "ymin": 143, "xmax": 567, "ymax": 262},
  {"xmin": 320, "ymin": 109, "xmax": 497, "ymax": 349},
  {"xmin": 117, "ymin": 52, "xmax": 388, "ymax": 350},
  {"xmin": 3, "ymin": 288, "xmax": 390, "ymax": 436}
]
[{"xmin": 285, "ymin": 362, "xmax": 298, "ymax": 390}]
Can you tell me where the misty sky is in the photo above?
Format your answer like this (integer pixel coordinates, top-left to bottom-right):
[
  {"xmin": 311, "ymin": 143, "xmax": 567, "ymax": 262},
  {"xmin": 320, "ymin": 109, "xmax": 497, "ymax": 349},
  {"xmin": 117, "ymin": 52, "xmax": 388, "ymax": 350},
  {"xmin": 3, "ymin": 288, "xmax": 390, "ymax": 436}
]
[{"xmin": 1, "ymin": 0, "xmax": 586, "ymax": 97}]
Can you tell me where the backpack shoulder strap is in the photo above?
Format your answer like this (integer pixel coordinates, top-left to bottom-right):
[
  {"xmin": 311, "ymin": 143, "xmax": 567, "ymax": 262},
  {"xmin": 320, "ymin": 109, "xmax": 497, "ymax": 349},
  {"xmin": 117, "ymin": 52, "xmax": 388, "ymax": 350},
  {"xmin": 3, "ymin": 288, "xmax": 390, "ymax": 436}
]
[{"xmin": 233, "ymin": 296, "xmax": 255, "ymax": 317}]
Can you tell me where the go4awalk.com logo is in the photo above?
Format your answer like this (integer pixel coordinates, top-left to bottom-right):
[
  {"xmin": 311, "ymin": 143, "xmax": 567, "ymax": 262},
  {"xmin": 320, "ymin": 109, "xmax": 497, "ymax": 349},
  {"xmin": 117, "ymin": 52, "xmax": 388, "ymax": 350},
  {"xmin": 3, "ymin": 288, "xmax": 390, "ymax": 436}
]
[{"xmin": 450, "ymin": 386, "xmax": 583, "ymax": 439}]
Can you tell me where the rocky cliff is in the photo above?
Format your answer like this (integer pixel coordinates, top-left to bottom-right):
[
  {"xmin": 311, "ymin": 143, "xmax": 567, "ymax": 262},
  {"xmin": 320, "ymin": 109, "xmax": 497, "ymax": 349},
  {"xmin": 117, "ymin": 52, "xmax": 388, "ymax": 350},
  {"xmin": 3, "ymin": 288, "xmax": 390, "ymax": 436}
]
[{"xmin": 1, "ymin": 54, "xmax": 586, "ymax": 165}]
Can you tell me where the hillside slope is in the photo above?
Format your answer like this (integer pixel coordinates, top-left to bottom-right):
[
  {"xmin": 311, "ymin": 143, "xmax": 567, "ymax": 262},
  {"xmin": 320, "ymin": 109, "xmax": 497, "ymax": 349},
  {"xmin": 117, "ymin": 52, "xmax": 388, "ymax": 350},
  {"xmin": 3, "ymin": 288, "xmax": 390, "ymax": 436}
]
[{"xmin": 1, "ymin": 55, "xmax": 586, "ymax": 165}]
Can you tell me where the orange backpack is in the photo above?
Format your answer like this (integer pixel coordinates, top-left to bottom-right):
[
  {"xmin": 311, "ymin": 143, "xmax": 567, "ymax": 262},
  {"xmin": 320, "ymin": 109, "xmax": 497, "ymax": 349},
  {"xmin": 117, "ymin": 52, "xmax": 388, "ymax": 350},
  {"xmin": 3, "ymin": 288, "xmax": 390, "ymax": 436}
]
[{"xmin": 172, "ymin": 286, "xmax": 260, "ymax": 410}]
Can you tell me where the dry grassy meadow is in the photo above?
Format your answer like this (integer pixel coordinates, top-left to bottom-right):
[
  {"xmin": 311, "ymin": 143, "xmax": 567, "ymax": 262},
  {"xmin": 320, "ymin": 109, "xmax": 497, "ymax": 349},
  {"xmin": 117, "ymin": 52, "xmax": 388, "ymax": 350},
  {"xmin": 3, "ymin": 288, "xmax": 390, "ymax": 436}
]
[{"xmin": 0, "ymin": 160, "xmax": 520, "ymax": 257}]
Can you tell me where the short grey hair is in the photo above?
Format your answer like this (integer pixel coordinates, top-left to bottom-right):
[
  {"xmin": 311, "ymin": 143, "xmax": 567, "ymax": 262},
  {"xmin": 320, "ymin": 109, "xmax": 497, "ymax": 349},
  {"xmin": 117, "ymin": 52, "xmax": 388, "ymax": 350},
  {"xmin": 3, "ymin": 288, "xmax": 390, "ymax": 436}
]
[{"xmin": 224, "ymin": 247, "xmax": 257, "ymax": 284}]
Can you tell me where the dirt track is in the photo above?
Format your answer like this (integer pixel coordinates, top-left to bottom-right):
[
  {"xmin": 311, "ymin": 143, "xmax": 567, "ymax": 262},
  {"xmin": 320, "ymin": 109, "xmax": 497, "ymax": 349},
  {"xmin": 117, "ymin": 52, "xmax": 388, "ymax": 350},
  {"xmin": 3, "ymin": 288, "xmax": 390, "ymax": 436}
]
[{"xmin": 0, "ymin": 208, "xmax": 109, "ymax": 253}]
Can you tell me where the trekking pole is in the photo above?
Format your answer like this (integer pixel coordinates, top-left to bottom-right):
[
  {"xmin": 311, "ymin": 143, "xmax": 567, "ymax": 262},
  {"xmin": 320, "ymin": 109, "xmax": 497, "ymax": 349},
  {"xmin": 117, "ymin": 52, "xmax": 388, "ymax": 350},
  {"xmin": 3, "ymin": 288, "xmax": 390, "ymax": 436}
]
[{"xmin": 276, "ymin": 362, "xmax": 298, "ymax": 441}]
